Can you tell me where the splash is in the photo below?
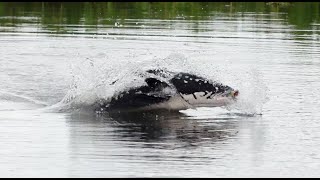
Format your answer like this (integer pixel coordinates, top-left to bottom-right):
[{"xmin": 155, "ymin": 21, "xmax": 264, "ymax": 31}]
[
  {"xmin": 223, "ymin": 67, "xmax": 269, "ymax": 115},
  {"xmin": 55, "ymin": 53, "xmax": 268, "ymax": 115}
]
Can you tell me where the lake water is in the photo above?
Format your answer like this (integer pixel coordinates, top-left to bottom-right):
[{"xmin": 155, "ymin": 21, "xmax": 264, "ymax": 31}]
[{"xmin": 1, "ymin": 2, "xmax": 320, "ymax": 178}]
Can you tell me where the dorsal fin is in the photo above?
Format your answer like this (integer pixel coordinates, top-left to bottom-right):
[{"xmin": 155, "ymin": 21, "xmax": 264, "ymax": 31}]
[
  {"xmin": 146, "ymin": 69, "xmax": 173, "ymax": 78},
  {"xmin": 145, "ymin": 78, "xmax": 169, "ymax": 89}
]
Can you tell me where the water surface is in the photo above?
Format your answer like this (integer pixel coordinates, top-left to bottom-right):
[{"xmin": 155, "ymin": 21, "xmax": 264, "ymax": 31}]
[{"xmin": 1, "ymin": 2, "xmax": 320, "ymax": 178}]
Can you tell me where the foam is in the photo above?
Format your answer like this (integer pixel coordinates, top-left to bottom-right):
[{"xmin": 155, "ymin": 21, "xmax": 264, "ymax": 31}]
[{"xmin": 53, "ymin": 53, "xmax": 269, "ymax": 115}]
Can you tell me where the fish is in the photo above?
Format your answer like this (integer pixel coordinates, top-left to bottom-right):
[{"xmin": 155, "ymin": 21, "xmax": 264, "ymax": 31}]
[{"xmin": 95, "ymin": 69, "xmax": 239, "ymax": 112}]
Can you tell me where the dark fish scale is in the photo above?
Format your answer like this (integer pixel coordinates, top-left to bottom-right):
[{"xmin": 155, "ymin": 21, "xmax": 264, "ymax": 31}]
[
  {"xmin": 169, "ymin": 72, "xmax": 233, "ymax": 96},
  {"xmin": 96, "ymin": 69, "xmax": 235, "ymax": 112}
]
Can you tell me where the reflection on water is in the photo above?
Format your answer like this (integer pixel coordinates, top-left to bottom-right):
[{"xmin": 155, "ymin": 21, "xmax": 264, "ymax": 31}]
[
  {"xmin": 63, "ymin": 109, "xmax": 254, "ymax": 177},
  {"xmin": 67, "ymin": 110, "xmax": 239, "ymax": 148},
  {"xmin": 0, "ymin": 2, "xmax": 320, "ymax": 36}
]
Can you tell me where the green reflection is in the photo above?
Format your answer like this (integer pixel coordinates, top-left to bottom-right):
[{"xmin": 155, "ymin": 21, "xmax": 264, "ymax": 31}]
[
  {"xmin": 287, "ymin": 2, "xmax": 320, "ymax": 34},
  {"xmin": 0, "ymin": 2, "xmax": 319, "ymax": 35}
]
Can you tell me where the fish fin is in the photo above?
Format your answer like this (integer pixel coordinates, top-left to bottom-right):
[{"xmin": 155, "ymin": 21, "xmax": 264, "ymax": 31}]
[{"xmin": 145, "ymin": 78, "xmax": 169, "ymax": 89}]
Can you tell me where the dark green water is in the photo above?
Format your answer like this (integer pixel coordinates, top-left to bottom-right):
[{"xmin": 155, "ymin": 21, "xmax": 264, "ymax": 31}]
[{"xmin": 1, "ymin": 2, "xmax": 320, "ymax": 35}]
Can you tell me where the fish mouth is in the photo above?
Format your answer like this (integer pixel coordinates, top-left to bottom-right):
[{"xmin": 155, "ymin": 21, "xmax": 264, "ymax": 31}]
[
  {"xmin": 216, "ymin": 89, "xmax": 239, "ymax": 101},
  {"xmin": 230, "ymin": 90, "xmax": 239, "ymax": 99}
]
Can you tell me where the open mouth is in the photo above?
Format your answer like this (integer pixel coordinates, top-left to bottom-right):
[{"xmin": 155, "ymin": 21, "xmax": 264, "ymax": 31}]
[{"xmin": 231, "ymin": 90, "xmax": 239, "ymax": 98}]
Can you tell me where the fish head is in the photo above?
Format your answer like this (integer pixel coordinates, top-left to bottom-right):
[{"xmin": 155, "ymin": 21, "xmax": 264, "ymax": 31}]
[{"xmin": 182, "ymin": 86, "xmax": 239, "ymax": 108}]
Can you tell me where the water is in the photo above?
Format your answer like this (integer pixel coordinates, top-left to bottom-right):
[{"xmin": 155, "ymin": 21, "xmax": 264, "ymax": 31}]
[{"xmin": 1, "ymin": 2, "xmax": 320, "ymax": 177}]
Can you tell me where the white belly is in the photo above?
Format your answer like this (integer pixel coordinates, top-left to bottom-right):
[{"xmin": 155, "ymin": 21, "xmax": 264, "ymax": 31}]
[
  {"xmin": 141, "ymin": 95, "xmax": 192, "ymax": 111},
  {"xmin": 139, "ymin": 92, "xmax": 234, "ymax": 111}
]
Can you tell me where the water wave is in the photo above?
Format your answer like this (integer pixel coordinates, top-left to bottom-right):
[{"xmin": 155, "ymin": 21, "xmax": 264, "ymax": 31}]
[
  {"xmin": 0, "ymin": 90, "xmax": 48, "ymax": 111},
  {"xmin": 53, "ymin": 53, "xmax": 269, "ymax": 115}
]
